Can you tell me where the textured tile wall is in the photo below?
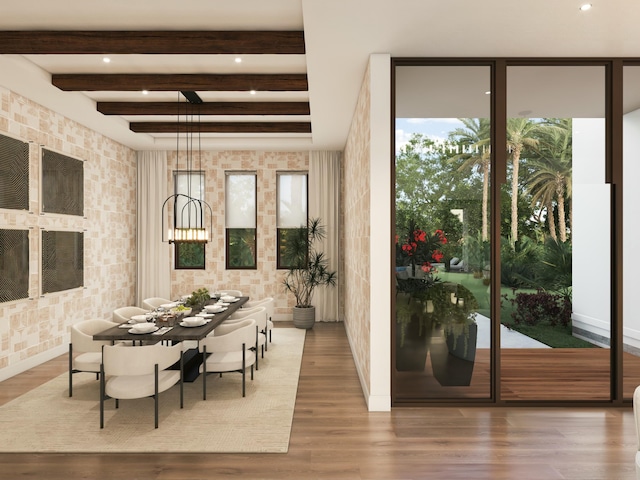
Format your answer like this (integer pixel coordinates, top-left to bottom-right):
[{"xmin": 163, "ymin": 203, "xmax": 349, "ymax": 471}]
[
  {"xmin": 0, "ymin": 87, "xmax": 137, "ymax": 378},
  {"xmin": 343, "ymin": 62, "xmax": 372, "ymax": 391},
  {"xmin": 168, "ymin": 150, "xmax": 309, "ymax": 320}
]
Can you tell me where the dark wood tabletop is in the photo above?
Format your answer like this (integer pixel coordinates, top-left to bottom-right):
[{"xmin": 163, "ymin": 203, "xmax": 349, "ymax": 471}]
[{"xmin": 93, "ymin": 296, "xmax": 248, "ymax": 344}]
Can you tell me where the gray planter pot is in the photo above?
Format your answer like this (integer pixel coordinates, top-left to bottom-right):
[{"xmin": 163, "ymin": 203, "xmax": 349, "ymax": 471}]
[{"xmin": 293, "ymin": 306, "xmax": 316, "ymax": 329}]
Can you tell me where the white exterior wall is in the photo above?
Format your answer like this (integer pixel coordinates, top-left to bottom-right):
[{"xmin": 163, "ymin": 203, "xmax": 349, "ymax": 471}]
[
  {"xmin": 571, "ymin": 118, "xmax": 611, "ymax": 346},
  {"xmin": 623, "ymin": 109, "xmax": 640, "ymax": 351}
]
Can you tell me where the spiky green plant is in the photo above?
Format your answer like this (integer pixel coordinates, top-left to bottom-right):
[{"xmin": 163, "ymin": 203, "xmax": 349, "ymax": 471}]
[{"xmin": 282, "ymin": 218, "xmax": 337, "ymax": 308}]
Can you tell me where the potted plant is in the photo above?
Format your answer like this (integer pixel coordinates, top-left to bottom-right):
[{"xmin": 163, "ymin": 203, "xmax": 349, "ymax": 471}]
[
  {"xmin": 282, "ymin": 218, "xmax": 337, "ymax": 329},
  {"xmin": 395, "ymin": 222, "xmax": 447, "ymax": 371}
]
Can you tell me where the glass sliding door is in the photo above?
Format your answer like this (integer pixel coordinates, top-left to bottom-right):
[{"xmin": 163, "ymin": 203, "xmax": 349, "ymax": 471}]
[
  {"xmin": 393, "ymin": 64, "xmax": 492, "ymax": 402},
  {"xmin": 623, "ymin": 65, "xmax": 640, "ymax": 399},
  {"xmin": 501, "ymin": 65, "xmax": 610, "ymax": 401}
]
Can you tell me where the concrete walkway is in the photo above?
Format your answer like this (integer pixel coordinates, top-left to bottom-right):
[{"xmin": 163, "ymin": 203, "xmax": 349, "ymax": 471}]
[{"xmin": 475, "ymin": 313, "xmax": 550, "ymax": 348}]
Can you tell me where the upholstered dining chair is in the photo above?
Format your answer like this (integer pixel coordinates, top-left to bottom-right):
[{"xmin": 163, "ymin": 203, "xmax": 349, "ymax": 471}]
[
  {"xmin": 100, "ymin": 342, "xmax": 183, "ymax": 429},
  {"xmin": 243, "ymin": 297, "xmax": 274, "ymax": 347},
  {"xmin": 634, "ymin": 385, "xmax": 640, "ymax": 478},
  {"xmin": 112, "ymin": 306, "xmax": 147, "ymax": 324},
  {"xmin": 198, "ymin": 318, "xmax": 257, "ymax": 399},
  {"xmin": 142, "ymin": 297, "xmax": 172, "ymax": 310},
  {"xmin": 69, "ymin": 318, "xmax": 119, "ymax": 397},
  {"xmin": 228, "ymin": 306, "xmax": 268, "ymax": 364}
]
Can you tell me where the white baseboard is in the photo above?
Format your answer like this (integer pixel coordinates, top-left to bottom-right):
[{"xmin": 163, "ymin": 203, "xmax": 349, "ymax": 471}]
[
  {"xmin": 343, "ymin": 321, "xmax": 391, "ymax": 412},
  {"xmin": 0, "ymin": 344, "xmax": 67, "ymax": 382}
]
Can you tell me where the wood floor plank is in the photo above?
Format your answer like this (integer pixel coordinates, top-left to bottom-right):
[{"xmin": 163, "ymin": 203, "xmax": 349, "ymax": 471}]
[{"xmin": 0, "ymin": 322, "xmax": 637, "ymax": 479}]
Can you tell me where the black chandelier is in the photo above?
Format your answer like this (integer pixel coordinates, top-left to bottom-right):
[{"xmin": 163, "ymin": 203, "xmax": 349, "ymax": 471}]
[{"xmin": 161, "ymin": 91, "xmax": 213, "ymax": 244}]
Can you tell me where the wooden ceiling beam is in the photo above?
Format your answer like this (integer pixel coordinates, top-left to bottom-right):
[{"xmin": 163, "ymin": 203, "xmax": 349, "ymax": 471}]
[
  {"xmin": 52, "ymin": 74, "xmax": 308, "ymax": 91},
  {"xmin": 130, "ymin": 121, "xmax": 312, "ymax": 134},
  {"xmin": 97, "ymin": 101, "xmax": 310, "ymax": 116},
  {"xmin": 0, "ymin": 31, "xmax": 305, "ymax": 54}
]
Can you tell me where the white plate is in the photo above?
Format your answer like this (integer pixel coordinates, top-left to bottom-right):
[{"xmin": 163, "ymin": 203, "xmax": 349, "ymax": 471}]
[
  {"xmin": 160, "ymin": 302, "xmax": 178, "ymax": 309},
  {"xmin": 216, "ymin": 302, "xmax": 230, "ymax": 307},
  {"xmin": 128, "ymin": 326, "xmax": 158, "ymax": 334},
  {"xmin": 196, "ymin": 313, "xmax": 214, "ymax": 318},
  {"xmin": 180, "ymin": 320, "xmax": 206, "ymax": 328},
  {"xmin": 220, "ymin": 296, "xmax": 236, "ymax": 302}
]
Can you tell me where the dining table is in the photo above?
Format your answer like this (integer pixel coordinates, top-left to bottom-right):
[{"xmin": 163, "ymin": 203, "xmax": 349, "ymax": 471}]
[
  {"xmin": 94, "ymin": 296, "xmax": 249, "ymax": 381},
  {"xmin": 93, "ymin": 296, "xmax": 249, "ymax": 345}
]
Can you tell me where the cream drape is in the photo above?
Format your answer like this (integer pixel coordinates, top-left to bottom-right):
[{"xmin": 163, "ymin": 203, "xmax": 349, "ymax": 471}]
[
  {"xmin": 136, "ymin": 151, "xmax": 171, "ymax": 305},
  {"xmin": 309, "ymin": 151, "xmax": 341, "ymax": 322}
]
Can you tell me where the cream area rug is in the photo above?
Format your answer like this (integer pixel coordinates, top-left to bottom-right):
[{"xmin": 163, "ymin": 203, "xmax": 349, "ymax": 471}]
[{"xmin": 0, "ymin": 328, "xmax": 305, "ymax": 453}]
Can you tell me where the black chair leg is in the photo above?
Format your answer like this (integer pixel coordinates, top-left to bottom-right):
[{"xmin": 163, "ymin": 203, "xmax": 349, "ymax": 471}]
[
  {"xmin": 99, "ymin": 363, "xmax": 104, "ymax": 429},
  {"xmin": 68, "ymin": 344, "xmax": 73, "ymax": 397},
  {"xmin": 242, "ymin": 344, "xmax": 246, "ymax": 397},
  {"xmin": 154, "ymin": 364, "xmax": 159, "ymax": 428},
  {"xmin": 202, "ymin": 346, "xmax": 207, "ymax": 401}
]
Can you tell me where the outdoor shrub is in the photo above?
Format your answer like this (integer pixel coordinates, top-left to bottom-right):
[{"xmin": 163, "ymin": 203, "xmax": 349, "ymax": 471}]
[
  {"xmin": 500, "ymin": 236, "xmax": 541, "ymax": 289},
  {"xmin": 507, "ymin": 290, "xmax": 572, "ymax": 327}
]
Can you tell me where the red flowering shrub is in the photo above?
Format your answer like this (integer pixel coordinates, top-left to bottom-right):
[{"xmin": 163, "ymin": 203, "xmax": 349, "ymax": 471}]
[{"xmin": 397, "ymin": 227, "xmax": 447, "ymax": 275}]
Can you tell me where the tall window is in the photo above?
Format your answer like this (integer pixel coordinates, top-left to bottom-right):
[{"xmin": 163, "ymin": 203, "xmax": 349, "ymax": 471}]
[
  {"xmin": 174, "ymin": 170, "xmax": 205, "ymax": 269},
  {"xmin": 225, "ymin": 172, "xmax": 257, "ymax": 269},
  {"xmin": 277, "ymin": 172, "xmax": 308, "ymax": 268}
]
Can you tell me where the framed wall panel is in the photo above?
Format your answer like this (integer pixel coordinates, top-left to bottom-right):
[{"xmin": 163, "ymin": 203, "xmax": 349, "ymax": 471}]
[
  {"xmin": 41, "ymin": 230, "xmax": 84, "ymax": 294},
  {"xmin": 0, "ymin": 229, "xmax": 29, "ymax": 302},
  {"xmin": 41, "ymin": 149, "xmax": 84, "ymax": 216},
  {"xmin": 0, "ymin": 133, "xmax": 29, "ymax": 211}
]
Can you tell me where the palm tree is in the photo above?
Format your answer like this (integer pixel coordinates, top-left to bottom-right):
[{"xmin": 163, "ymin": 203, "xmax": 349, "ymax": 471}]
[
  {"xmin": 449, "ymin": 118, "xmax": 491, "ymax": 241},
  {"xmin": 527, "ymin": 119, "xmax": 572, "ymax": 242},
  {"xmin": 506, "ymin": 118, "xmax": 540, "ymax": 247}
]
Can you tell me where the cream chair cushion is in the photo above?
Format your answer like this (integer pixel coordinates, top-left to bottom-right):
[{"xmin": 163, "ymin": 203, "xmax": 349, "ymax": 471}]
[
  {"xmin": 142, "ymin": 297, "xmax": 172, "ymax": 310},
  {"xmin": 113, "ymin": 306, "xmax": 148, "ymax": 324}
]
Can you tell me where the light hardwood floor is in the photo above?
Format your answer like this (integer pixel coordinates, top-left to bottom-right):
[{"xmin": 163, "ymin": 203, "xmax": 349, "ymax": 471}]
[{"xmin": 0, "ymin": 322, "xmax": 637, "ymax": 480}]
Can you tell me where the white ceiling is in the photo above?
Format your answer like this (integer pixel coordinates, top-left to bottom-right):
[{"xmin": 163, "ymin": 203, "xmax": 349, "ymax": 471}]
[{"xmin": 1, "ymin": 0, "xmax": 640, "ymax": 151}]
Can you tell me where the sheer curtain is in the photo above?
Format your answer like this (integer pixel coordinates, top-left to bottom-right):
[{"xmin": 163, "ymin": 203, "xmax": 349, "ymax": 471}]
[
  {"xmin": 309, "ymin": 151, "xmax": 341, "ymax": 322},
  {"xmin": 136, "ymin": 151, "xmax": 171, "ymax": 305}
]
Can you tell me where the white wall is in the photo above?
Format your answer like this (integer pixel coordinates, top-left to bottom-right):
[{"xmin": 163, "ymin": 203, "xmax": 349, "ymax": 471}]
[
  {"xmin": 571, "ymin": 118, "xmax": 611, "ymax": 346},
  {"xmin": 623, "ymin": 109, "xmax": 640, "ymax": 351},
  {"xmin": 368, "ymin": 54, "xmax": 392, "ymax": 411}
]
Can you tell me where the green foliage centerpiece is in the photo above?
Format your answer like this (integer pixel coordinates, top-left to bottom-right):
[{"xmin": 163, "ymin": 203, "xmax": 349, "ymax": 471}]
[{"xmin": 184, "ymin": 287, "xmax": 211, "ymax": 311}]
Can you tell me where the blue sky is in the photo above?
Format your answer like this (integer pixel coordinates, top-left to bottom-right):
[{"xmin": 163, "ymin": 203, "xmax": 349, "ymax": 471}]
[{"xmin": 395, "ymin": 118, "xmax": 464, "ymax": 153}]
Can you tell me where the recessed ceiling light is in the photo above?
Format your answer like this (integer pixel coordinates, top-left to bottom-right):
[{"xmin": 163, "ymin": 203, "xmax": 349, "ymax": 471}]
[
  {"xmin": 102, "ymin": 57, "xmax": 111, "ymax": 63},
  {"xmin": 249, "ymin": 90, "xmax": 256, "ymax": 95},
  {"xmin": 142, "ymin": 90, "xmax": 149, "ymax": 95},
  {"xmin": 235, "ymin": 57, "xmax": 242, "ymax": 63},
  {"xmin": 580, "ymin": 3, "xmax": 592, "ymax": 11}
]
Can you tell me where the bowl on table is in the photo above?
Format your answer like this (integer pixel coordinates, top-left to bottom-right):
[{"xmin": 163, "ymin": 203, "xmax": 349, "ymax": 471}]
[
  {"xmin": 171, "ymin": 307, "xmax": 192, "ymax": 316},
  {"xmin": 129, "ymin": 322, "xmax": 157, "ymax": 334},
  {"xmin": 129, "ymin": 314, "xmax": 150, "ymax": 323},
  {"xmin": 181, "ymin": 317, "xmax": 206, "ymax": 327},
  {"xmin": 220, "ymin": 295, "xmax": 236, "ymax": 303},
  {"xmin": 204, "ymin": 304, "xmax": 225, "ymax": 313}
]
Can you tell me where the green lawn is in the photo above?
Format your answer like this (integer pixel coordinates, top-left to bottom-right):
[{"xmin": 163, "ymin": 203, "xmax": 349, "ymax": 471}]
[{"xmin": 435, "ymin": 271, "xmax": 596, "ymax": 348}]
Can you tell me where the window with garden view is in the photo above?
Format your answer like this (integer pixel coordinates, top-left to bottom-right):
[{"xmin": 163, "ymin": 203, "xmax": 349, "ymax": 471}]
[
  {"xmin": 225, "ymin": 172, "xmax": 257, "ymax": 269},
  {"xmin": 276, "ymin": 172, "xmax": 308, "ymax": 269}
]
